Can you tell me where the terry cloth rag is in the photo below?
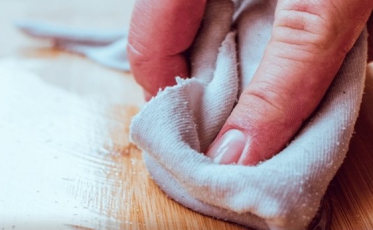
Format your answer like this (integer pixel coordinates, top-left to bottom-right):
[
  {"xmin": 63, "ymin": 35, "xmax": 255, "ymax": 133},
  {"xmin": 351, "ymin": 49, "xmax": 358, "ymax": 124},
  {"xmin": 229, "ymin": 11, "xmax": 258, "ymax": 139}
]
[{"xmin": 130, "ymin": 0, "xmax": 367, "ymax": 230}]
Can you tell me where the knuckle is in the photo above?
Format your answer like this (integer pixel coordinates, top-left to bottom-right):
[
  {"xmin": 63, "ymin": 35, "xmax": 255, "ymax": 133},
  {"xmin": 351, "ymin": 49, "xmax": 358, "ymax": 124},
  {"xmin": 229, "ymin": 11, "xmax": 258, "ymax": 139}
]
[
  {"xmin": 224, "ymin": 81, "xmax": 294, "ymax": 137},
  {"xmin": 241, "ymin": 80, "xmax": 289, "ymax": 119},
  {"xmin": 126, "ymin": 41, "xmax": 154, "ymax": 91},
  {"xmin": 127, "ymin": 38, "xmax": 152, "ymax": 66},
  {"xmin": 274, "ymin": 0, "xmax": 340, "ymax": 53}
]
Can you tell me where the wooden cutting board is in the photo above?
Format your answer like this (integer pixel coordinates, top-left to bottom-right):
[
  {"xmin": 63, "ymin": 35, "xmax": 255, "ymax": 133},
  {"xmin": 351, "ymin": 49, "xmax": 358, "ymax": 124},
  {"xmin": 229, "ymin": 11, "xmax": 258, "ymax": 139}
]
[{"xmin": 0, "ymin": 0, "xmax": 372, "ymax": 229}]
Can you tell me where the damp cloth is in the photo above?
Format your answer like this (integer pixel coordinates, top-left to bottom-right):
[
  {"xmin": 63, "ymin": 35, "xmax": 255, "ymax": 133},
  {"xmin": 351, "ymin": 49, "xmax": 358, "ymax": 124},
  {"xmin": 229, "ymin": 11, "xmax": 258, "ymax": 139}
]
[
  {"xmin": 130, "ymin": 0, "xmax": 367, "ymax": 230},
  {"xmin": 15, "ymin": 20, "xmax": 130, "ymax": 71},
  {"xmin": 15, "ymin": 0, "xmax": 368, "ymax": 229}
]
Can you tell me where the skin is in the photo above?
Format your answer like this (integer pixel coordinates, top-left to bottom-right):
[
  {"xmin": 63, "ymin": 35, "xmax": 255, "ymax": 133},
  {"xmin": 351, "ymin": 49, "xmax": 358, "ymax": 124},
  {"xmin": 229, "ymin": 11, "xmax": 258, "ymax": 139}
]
[
  {"xmin": 127, "ymin": 0, "xmax": 206, "ymax": 99},
  {"xmin": 128, "ymin": 0, "xmax": 373, "ymax": 166}
]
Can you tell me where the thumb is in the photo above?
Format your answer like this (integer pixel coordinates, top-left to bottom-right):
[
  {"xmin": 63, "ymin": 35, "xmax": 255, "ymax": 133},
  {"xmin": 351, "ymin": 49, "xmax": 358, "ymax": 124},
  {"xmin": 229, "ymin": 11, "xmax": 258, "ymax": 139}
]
[{"xmin": 207, "ymin": 0, "xmax": 373, "ymax": 165}]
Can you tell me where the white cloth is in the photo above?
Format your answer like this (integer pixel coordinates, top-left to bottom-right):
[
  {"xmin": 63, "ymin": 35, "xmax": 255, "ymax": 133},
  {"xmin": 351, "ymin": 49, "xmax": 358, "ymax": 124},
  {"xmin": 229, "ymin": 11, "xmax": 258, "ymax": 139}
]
[
  {"xmin": 16, "ymin": 20, "xmax": 130, "ymax": 71},
  {"xmin": 130, "ymin": 0, "xmax": 367, "ymax": 229}
]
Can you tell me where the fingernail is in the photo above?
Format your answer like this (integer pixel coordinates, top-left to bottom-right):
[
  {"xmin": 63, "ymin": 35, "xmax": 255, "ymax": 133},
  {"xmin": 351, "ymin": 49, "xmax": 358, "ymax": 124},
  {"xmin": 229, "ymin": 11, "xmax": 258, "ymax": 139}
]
[{"xmin": 207, "ymin": 129, "xmax": 246, "ymax": 164}]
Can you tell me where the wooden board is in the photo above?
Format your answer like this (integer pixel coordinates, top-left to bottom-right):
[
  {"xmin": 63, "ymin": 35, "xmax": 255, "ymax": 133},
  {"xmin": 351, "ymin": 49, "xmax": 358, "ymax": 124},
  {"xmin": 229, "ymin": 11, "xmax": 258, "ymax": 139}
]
[{"xmin": 0, "ymin": 0, "xmax": 372, "ymax": 229}]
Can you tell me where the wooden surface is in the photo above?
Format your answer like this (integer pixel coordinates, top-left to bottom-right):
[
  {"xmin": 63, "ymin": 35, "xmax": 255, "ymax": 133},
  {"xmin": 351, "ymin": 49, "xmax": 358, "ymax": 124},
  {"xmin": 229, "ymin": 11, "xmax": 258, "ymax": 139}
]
[{"xmin": 0, "ymin": 0, "xmax": 373, "ymax": 229}]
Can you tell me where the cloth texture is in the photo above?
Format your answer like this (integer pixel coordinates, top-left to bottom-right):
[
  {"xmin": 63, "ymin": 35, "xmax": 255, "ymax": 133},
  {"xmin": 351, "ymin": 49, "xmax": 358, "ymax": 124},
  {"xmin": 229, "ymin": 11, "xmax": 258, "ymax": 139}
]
[
  {"xmin": 130, "ymin": 0, "xmax": 367, "ymax": 229},
  {"xmin": 17, "ymin": 0, "xmax": 368, "ymax": 229}
]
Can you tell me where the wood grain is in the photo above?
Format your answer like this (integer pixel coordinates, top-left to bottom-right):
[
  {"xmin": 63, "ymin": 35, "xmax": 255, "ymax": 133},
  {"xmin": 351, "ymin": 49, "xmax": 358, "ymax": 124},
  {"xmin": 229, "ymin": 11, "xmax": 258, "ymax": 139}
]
[
  {"xmin": 326, "ymin": 65, "xmax": 373, "ymax": 230},
  {"xmin": 0, "ymin": 0, "xmax": 373, "ymax": 229}
]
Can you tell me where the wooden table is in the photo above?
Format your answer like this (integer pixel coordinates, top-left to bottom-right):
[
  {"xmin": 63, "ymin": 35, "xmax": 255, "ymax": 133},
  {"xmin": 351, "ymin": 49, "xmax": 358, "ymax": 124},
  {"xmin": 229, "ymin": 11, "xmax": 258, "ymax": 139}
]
[{"xmin": 0, "ymin": 0, "xmax": 372, "ymax": 229}]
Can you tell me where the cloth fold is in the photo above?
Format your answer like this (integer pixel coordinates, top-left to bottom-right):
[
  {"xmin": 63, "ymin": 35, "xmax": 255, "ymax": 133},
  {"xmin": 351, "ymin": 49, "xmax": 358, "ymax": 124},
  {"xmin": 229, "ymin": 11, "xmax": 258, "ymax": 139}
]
[{"xmin": 130, "ymin": 0, "xmax": 367, "ymax": 229}]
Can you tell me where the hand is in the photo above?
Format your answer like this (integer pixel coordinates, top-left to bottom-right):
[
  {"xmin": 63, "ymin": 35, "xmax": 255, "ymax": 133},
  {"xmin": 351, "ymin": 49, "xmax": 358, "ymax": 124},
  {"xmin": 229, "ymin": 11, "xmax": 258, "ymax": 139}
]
[{"xmin": 128, "ymin": 0, "xmax": 373, "ymax": 165}]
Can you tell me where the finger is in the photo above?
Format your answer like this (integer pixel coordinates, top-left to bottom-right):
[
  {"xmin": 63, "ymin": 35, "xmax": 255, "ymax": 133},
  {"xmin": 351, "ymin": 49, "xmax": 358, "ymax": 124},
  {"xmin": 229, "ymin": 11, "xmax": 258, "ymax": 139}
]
[
  {"xmin": 207, "ymin": 0, "xmax": 373, "ymax": 165},
  {"xmin": 127, "ymin": 0, "xmax": 206, "ymax": 97}
]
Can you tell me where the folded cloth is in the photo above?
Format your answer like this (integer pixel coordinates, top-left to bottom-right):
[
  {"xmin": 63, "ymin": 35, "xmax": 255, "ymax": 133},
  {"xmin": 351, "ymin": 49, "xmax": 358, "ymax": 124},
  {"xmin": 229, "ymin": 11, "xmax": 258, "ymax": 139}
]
[
  {"xmin": 16, "ymin": 20, "xmax": 130, "ymax": 71},
  {"xmin": 130, "ymin": 0, "xmax": 367, "ymax": 229}
]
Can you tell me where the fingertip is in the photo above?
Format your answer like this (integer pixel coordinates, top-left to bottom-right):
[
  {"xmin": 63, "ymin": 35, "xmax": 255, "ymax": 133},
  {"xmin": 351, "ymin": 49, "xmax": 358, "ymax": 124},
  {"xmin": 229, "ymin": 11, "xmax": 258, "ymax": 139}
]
[
  {"xmin": 207, "ymin": 91, "xmax": 301, "ymax": 166},
  {"xmin": 206, "ymin": 129, "xmax": 246, "ymax": 165},
  {"xmin": 144, "ymin": 90, "xmax": 153, "ymax": 102},
  {"xmin": 128, "ymin": 49, "xmax": 190, "ymax": 95}
]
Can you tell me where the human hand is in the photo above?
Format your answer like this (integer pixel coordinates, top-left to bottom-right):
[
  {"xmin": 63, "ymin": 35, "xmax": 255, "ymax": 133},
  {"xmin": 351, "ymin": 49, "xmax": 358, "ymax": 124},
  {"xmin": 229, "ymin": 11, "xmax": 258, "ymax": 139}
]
[{"xmin": 128, "ymin": 0, "xmax": 373, "ymax": 165}]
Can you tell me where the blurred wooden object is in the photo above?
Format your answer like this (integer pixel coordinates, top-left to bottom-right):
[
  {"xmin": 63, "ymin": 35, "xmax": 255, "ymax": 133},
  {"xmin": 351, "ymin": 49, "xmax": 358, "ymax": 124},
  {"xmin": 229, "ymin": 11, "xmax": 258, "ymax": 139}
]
[{"xmin": 0, "ymin": 0, "xmax": 372, "ymax": 229}]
